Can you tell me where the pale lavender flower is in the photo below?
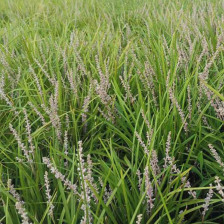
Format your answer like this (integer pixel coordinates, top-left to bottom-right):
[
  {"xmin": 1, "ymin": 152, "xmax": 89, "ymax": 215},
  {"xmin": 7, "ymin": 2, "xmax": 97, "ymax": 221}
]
[
  {"xmin": 94, "ymin": 55, "xmax": 115, "ymax": 123},
  {"xmin": 0, "ymin": 80, "xmax": 18, "ymax": 116},
  {"xmin": 140, "ymin": 109, "xmax": 151, "ymax": 130},
  {"xmin": 164, "ymin": 132, "xmax": 172, "ymax": 169},
  {"xmin": 137, "ymin": 62, "xmax": 157, "ymax": 106},
  {"xmin": 144, "ymin": 166, "xmax": 154, "ymax": 214},
  {"xmin": 146, "ymin": 129, "xmax": 153, "ymax": 148},
  {"xmin": 169, "ymin": 87, "xmax": 188, "ymax": 133},
  {"xmin": 163, "ymin": 132, "xmax": 197, "ymax": 198},
  {"xmin": 44, "ymin": 171, "xmax": 54, "ymax": 217},
  {"xmin": 63, "ymin": 130, "xmax": 68, "ymax": 166},
  {"xmin": 64, "ymin": 114, "xmax": 69, "ymax": 167},
  {"xmin": 166, "ymin": 74, "xmax": 188, "ymax": 133},
  {"xmin": 0, "ymin": 75, "xmax": 4, "ymax": 91},
  {"xmin": 23, "ymin": 109, "xmax": 35, "ymax": 156},
  {"xmin": 86, "ymin": 154, "xmax": 99, "ymax": 203},
  {"xmin": 43, "ymin": 157, "xmax": 77, "ymax": 195},
  {"xmin": 135, "ymin": 131, "xmax": 148, "ymax": 155},
  {"xmin": 202, "ymin": 86, "xmax": 224, "ymax": 120},
  {"xmin": 38, "ymin": 44, "xmax": 46, "ymax": 62},
  {"xmin": 28, "ymin": 102, "xmax": 46, "ymax": 126},
  {"xmin": 53, "ymin": 81, "xmax": 59, "ymax": 111},
  {"xmin": 197, "ymin": 37, "xmax": 209, "ymax": 65},
  {"xmin": 150, "ymin": 150, "xmax": 161, "ymax": 177},
  {"xmin": 61, "ymin": 47, "xmax": 68, "ymax": 74},
  {"xmin": 75, "ymin": 50, "xmax": 88, "ymax": 77},
  {"xmin": 77, "ymin": 141, "xmax": 92, "ymax": 223},
  {"xmin": 136, "ymin": 214, "xmax": 143, "ymax": 224},
  {"xmin": 214, "ymin": 176, "xmax": 224, "ymax": 202},
  {"xmin": 98, "ymin": 177, "xmax": 112, "ymax": 204},
  {"xmin": 200, "ymin": 42, "xmax": 224, "ymax": 81},
  {"xmin": 15, "ymin": 202, "xmax": 31, "ymax": 224},
  {"xmin": 140, "ymin": 109, "xmax": 154, "ymax": 146},
  {"xmin": 16, "ymin": 67, "xmax": 22, "ymax": 86},
  {"xmin": 202, "ymin": 184, "xmax": 213, "ymax": 217},
  {"xmin": 136, "ymin": 169, "xmax": 142, "ymax": 192},
  {"xmin": 163, "ymin": 35, "xmax": 170, "ymax": 59},
  {"xmin": 187, "ymin": 85, "xmax": 192, "ymax": 120},
  {"xmin": 98, "ymin": 106, "xmax": 115, "ymax": 123},
  {"xmin": 8, "ymin": 179, "xmax": 23, "ymax": 203},
  {"xmin": 9, "ymin": 123, "xmax": 32, "ymax": 163},
  {"xmin": 34, "ymin": 58, "xmax": 56, "ymax": 85},
  {"xmin": 42, "ymin": 87, "xmax": 61, "ymax": 141},
  {"xmin": 208, "ymin": 144, "xmax": 224, "ymax": 171},
  {"xmin": 29, "ymin": 65, "xmax": 44, "ymax": 102},
  {"xmin": 82, "ymin": 86, "xmax": 92, "ymax": 133},
  {"xmin": 0, "ymin": 50, "xmax": 10, "ymax": 71},
  {"xmin": 119, "ymin": 75, "xmax": 135, "ymax": 104},
  {"xmin": 144, "ymin": 61, "xmax": 158, "ymax": 106},
  {"xmin": 104, "ymin": 185, "xmax": 112, "ymax": 203},
  {"xmin": 182, "ymin": 177, "xmax": 197, "ymax": 199},
  {"xmin": 66, "ymin": 69, "xmax": 77, "ymax": 96},
  {"xmin": 94, "ymin": 55, "xmax": 111, "ymax": 105},
  {"xmin": 8, "ymin": 179, "xmax": 31, "ymax": 224},
  {"xmin": 177, "ymin": 44, "xmax": 188, "ymax": 69},
  {"xmin": 196, "ymin": 87, "xmax": 212, "ymax": 129}
]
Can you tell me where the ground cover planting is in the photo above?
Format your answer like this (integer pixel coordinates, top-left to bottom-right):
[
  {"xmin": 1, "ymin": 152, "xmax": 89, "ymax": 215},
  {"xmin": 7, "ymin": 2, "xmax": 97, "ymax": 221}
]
[{"xmin": 0, "ymin": 0, "xmax": 224, "ymax": 223}]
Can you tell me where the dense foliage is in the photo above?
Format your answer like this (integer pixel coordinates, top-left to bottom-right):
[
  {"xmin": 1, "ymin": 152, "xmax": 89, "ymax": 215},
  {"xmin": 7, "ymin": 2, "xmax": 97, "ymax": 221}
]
[{"xmin": 0, "ymin": 0, "xmax": 224, "ymax": 223}]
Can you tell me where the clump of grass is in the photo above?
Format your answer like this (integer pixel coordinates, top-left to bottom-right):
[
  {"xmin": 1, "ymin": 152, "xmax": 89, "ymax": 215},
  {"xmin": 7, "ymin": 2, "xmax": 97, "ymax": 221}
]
[{"xmin": 0, "ymin": 0, "xmax": 224, "ymax": 223}]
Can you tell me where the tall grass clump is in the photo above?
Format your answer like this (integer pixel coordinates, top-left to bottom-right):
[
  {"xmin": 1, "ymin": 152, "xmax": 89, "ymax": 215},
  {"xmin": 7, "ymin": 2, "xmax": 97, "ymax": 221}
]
[{"xmin": 0, "ymin": 0, "xmax": 224, "ymax": 223}]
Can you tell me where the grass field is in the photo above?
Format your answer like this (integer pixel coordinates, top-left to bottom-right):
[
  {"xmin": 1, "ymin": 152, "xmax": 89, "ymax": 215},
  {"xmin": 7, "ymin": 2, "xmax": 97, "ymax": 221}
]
[{"xmin": 0, "ymin": 0, "xmax": 224, "ymax": 223}]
